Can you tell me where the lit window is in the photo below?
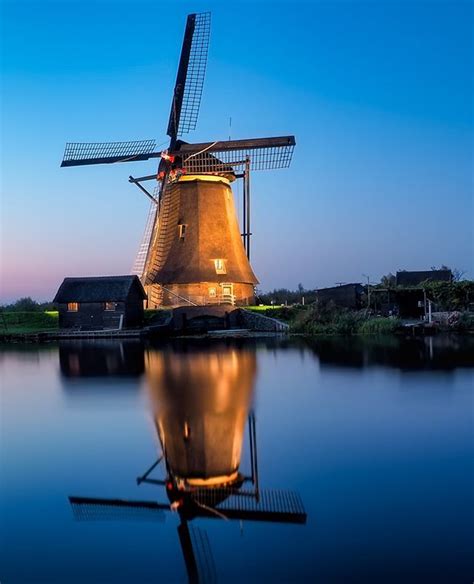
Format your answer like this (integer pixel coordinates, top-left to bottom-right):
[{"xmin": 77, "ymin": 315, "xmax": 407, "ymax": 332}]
[
  {"xmin": 214, "ymin": 259, "xmax": 226, "ymax": 274},
  {"xmin": 104, "ymin": 302, "xmax": 116, "ymax": 311},
  {"xmin": 178, "ymin": 224, "xmax": 186, "ymax": 239},
  {"xmin": 67, "ymin": 302, "xmax": 79, "ymax": 312},
  {"xmin": 208, "ymin": 287, "xmax": 217, "ymax": 298}
]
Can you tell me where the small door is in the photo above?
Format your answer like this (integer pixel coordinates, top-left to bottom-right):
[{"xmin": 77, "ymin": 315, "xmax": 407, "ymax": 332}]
[{"xmin": 221, "ymin": 284, "xmax": 234, "ymax": 305}]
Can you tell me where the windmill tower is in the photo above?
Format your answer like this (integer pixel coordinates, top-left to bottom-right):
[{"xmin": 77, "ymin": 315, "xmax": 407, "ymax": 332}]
[{"xmin": 61, "ymin": 12, "xmax": 295, "ymax": 308}]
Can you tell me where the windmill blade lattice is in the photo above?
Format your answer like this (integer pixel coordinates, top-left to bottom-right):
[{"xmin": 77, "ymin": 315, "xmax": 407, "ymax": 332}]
[
  {"xmin": 167, "ymin": 12, "xmax": 211, "ymax": 140},
  {"xmin": 132, "ymin": 200, "xmax": 159, "ymax": 278},
  {"xmin": 61, "ymin": 139, "xmax": 157, "ymax": 167},
  {"xmin": 189, "ymin": 525, "xmax": 217, "ymax": 584},
  {"xmin": 176, "ymin": 136, "xmax": 296, "ymax": 172},
  {"xmin": 69, "ymin": 496, "xmax": 166, "ymax": 522},
  {"xmin": 193, "ymin": 488, "xmax": 307, "ymax": 524}
]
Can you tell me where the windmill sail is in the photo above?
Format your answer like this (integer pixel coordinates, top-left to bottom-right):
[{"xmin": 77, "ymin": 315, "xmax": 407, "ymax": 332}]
[
  {"xmin": 69, "ymin": 496, "xmax": 167, "ymax": 522},
  {"xmin": 194, "ymin": 488, "xmax": 307, "ymax": 524},
  {"xmin": 61, "ymin": 140, "xmax": 157, "ymax": 167},
  {"xmin": 132, "ymin": 199, "xmax": 159, "ymax": 278},
  {"xmin": 167, "ymin": 12, "xmax": 211, "ymax": 141},
  {"xmin": 175, "ymin": 136, "xmax": 296, "ymax": 172},
  {"xmin": 179, "ymin": 523, "xmax": 217, "ymax": 584}
]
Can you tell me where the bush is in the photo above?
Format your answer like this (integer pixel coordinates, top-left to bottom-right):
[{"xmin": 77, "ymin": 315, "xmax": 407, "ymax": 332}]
[
  {"xmin": 290, "ymin": 306, "xmax": 367, "ymax": 335},
  {"xmin": 422, "ymin": 281, "xmax": 474, "ymax": 311},
  {"xmin": 359, "ymin": 317, "xmax": 401, "ymax": 334},
  {"xmin": 453, "ymin": 312, "xmax": 474, "ymax": 331}
]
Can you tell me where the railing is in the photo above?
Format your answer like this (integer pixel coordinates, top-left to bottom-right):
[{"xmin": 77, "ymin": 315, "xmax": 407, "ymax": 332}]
[
  {"xmin": 190, "ymin": 295, "xmax": 236, "ymax": 306},
  {"xmin": 160, "ymin": 285, "xmax": 199, "ymax": 307}
]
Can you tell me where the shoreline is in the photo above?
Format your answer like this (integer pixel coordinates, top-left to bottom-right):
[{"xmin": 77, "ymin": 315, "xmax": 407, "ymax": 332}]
[
  {"xmin": 1, "ymin": 327, "xmax": 473, "ymax": 344},
  {"xmin": 1, "ymin": 307, "xmax": 472, "ymax": 343}
]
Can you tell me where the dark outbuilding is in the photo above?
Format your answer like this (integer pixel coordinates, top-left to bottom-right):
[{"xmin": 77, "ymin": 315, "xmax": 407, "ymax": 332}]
[
  {"xmin": 316, "ymin": 283, "xmax": 365, "ymax": 309},
  {"xmin": 53, "ymin": 276, "xmax": 147, "ymax": 330}
]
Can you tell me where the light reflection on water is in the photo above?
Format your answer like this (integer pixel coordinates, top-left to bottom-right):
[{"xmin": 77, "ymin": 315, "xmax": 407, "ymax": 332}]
[{"xmin": 0, "ymin": 335, "xmax": 473, "ymax": 583}]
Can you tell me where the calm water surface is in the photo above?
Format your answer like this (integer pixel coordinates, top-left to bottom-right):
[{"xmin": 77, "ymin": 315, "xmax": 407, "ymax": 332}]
[{"xmin": 1, "ymin": 335, "xmax": 473, "ymax": 583}]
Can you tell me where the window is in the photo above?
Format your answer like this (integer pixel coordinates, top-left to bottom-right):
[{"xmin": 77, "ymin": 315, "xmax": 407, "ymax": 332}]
[
  {"xmin": 208, "ymin": 287, "xmax": 217, "ymax": 298},
  {"xmin": 214, "ymin": 259, "xmax": 226, "ymax": 274},
  {"xmin": 67, "ymin": 302, "xmax": 79, "ymax": 312},
  {"xmin": 178, "ymin": 224, "xmax": 186, "ymax": 239},
  {"xmin": 104, "ymin": 302, "xmax": 116, "ymax": 311}
]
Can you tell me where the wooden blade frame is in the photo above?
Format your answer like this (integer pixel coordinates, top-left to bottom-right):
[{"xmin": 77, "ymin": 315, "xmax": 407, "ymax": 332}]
[{"xmin": 167, "ymin": 12, "xmax": 211, "ymax": 143}]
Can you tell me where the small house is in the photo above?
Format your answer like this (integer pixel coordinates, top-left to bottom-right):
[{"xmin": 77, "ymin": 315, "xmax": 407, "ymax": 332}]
[
  {"xmin": 316, "ymin": 283, "xmax": 365, "ymax": 309},
  {"xmin": 53, "ymin": 275, "xmax": 147, "ymax": 330}
]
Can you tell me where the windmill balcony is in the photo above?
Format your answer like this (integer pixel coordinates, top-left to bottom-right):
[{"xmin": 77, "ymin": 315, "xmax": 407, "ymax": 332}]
[{"xmin": 146, "ymin": 282, "xmax": 255, "ymax": 308}]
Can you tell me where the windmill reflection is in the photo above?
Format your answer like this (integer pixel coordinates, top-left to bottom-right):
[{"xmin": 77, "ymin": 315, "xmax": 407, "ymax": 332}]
[
  {"xmin": 145, "ymin": 345, "xmax": 255, "ymax": 491},
  {"xmin": 69, "ymin": 341, "xmax": 306, "ymax": 583}
]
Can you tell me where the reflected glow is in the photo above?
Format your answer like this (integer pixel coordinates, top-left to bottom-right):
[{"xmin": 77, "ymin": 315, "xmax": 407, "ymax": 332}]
[{"xmin": 145, "ymin": 345, "xmax": 256, "ymax": 487}]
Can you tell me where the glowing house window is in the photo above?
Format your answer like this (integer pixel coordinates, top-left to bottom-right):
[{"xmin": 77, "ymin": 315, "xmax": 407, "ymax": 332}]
[
  {"xmin": 178, "ymin": 224, "xmax": 186, "ymax": 239},
  {"xmin": 104, "ymin": 302, "xmax": 116, "ymax": 311},
  {"xmin": 208, "ymin": 287, "xmax": 217, "ymax": 298},
  {"xmin": 214, "ymin": 259, "xmax": 226, "ymax": 274},
  {"xmin": 67, "ymin": 302, "xmax": 79, "ymax": 312}
]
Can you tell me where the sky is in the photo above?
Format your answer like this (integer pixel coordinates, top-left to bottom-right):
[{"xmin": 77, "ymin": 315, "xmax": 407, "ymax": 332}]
[{"xmin": 0, "ymin": 0, "xmax": 472, "ymax": 302}]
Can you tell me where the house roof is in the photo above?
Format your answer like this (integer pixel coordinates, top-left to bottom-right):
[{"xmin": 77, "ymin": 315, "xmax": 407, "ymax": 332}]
[
  {"xmin": 53, "ymin": 275, "xmax": 147, "ymax": 303},
  {"xmin": 396, "ymin": 270, "xmax": 452, "ymax": 287},
  {"xmin": 317, "ymin": 283, "xmax": 364, "ymax": 293}
]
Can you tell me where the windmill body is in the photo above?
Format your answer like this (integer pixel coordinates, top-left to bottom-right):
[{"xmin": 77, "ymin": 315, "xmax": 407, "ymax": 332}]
[
  {"xmin": 61, "ymin": 12, "xmax": 295, "ymax": 308},
  {"xmin": 144, "ymin": 175, "xmax": 258, "ymax": 307}
]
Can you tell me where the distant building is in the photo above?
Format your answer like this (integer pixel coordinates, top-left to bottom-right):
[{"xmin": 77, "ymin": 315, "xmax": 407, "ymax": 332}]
[
  {"xmin": 396, "ymin": 270, "xmax": 452, "ymax": 287},
  {"xmin": 53, "ymin": 275, "xmax": 147, "ymax": 330},
  {"xmin": 316, "ymin": 283, "xmax": 365, "ymax": 309}
]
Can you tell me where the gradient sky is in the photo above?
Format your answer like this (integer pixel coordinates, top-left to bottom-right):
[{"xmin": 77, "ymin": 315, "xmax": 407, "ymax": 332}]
[{"xmin": 1, "ymin": 0, "xmax": 472, "ymax": 302}]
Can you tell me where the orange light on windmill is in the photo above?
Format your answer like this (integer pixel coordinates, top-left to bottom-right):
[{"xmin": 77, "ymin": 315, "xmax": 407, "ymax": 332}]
[{"xmin": 160, "ymin": 151, "xmax": 175, "ymax": 163}]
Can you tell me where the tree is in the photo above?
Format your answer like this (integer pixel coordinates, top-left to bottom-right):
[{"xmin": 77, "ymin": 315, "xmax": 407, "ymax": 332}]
[
  {"xmin": 452, "ymin": 268, "xmax": 466, "ymax": 282},
  {"xmin": 2, "ymin": 298, "xmax": 33, "ymax": 312},
  {"xmin": 431, "ymin": 264, "xmax": 466, "ymax": 282},
  {"xmin": 380, "ymin": 273, "xmax": 396, "ymax": 288}
]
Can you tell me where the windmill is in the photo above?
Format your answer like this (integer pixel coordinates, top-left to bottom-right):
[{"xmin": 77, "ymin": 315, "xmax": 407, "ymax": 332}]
[{"xmin": 61, "ymin": 12, "xmax": 295, "ymax": 308}]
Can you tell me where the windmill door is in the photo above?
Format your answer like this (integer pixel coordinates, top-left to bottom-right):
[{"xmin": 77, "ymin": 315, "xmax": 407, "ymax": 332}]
[{"xmin": 221, "ymin": 284, "xmax": 234, "ymax": 305}]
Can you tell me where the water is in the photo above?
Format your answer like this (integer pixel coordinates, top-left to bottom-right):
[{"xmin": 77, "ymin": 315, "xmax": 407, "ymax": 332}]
[{"xmin": 1, "ymin": 335, "xmax": 473, "ymax": 583}]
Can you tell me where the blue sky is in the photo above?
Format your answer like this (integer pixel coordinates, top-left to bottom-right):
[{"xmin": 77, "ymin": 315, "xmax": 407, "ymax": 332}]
[{"xmin": 1, "ymin": 0, "xmax": 472, "ymax": 301}]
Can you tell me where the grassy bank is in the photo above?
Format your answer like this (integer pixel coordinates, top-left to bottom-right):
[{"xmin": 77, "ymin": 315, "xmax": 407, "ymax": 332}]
[
  {"xmin": 0, "ymin": 311, "xmax": 59, "ymax": 334},
  {"xmin": 247, "ymin": 306, "xmax": 401, "ymax": 334},
  {"xmin": 246, "ymin": 305, "xmax": 474, "ymax": 335}
]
